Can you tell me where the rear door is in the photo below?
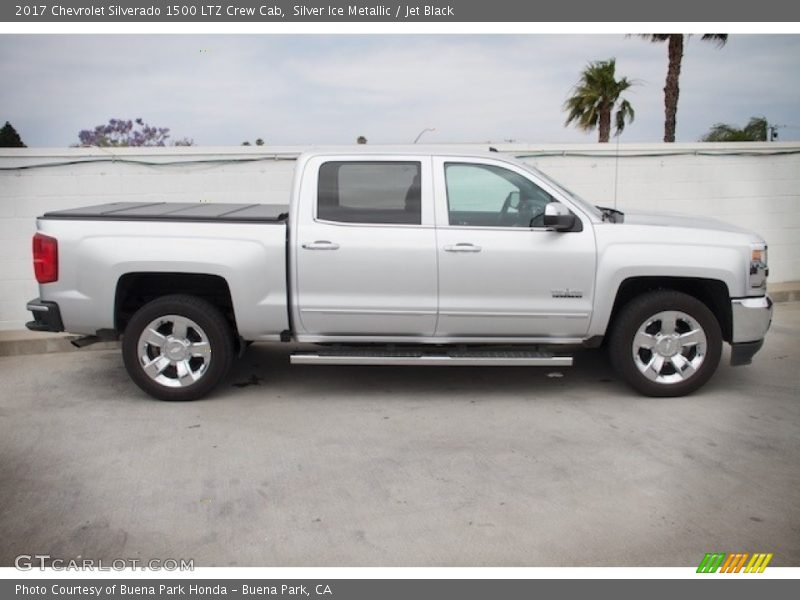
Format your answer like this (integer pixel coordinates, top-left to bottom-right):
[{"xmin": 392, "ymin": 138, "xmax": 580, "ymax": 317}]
[
  {"xmin": 433, "ymin": 156, "xmax": 596, "ymax": 339},
  {"xmin": 294, "ymin": 156, "xmax": 438, "ymax": 336}
]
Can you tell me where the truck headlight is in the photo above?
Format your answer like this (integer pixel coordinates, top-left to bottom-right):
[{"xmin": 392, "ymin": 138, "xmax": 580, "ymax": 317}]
[{"xmin": 749, "ymin": 244, "xmax": 768, "ymax": 290}]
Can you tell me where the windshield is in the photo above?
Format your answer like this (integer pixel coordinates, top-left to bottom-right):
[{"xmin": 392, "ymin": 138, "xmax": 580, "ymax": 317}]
[{"xmin": 517, "ymin": 161, "xmax": 603, "ymax": 220}]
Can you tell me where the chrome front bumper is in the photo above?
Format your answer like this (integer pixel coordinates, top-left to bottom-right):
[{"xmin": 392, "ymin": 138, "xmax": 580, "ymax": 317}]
[
  {"xmin": 731, "ymin": 295, "xmax": 773, "ymax": 343},
  {"xmin": 729, "ymin": 295, "xmax": 772, "ymax": 366}
]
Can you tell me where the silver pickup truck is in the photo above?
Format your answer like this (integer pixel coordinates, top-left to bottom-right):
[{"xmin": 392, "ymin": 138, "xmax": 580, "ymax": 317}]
[{"xmin": 26, "ymin": 149, "xmax": 772, "ymax": 400}]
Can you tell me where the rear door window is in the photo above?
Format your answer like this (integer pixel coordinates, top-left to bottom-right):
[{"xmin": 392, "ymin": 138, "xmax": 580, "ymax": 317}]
[{"xmin": 317, "ymin": 161, "xmax": 422, "ymax": 225}]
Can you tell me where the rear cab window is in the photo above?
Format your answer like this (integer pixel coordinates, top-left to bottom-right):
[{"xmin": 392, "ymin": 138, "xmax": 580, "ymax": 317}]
[{"xmin": 317, "ymin": 161, "xmax": 422, "ymax": 225}]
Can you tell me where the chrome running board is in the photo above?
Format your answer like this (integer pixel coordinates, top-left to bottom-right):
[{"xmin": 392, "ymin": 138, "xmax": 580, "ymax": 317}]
[{"xmin": 290, "ymin": 348, "xmax": 573, "ymax": 367}]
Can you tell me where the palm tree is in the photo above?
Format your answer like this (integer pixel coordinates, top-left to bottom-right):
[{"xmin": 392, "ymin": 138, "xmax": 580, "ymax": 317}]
[
  {"xmin": 564, "ymin": 58, "xmax": 635, "ymax": 143},
  {"xmin": 641, "ymin": 34, "xmax": 727, "ymax": 142}
]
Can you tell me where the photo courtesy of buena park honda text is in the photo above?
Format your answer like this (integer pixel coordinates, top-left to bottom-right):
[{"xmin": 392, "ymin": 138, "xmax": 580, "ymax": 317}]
[{"xmin": 0, "ymin": 0, "xmax": 799, "ymax": 598}]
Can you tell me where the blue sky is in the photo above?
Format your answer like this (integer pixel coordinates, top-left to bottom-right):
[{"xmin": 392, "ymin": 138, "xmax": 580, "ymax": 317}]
[{"xmin": 1, "ymin": 34, "xmax": 799, "ymax": 146}]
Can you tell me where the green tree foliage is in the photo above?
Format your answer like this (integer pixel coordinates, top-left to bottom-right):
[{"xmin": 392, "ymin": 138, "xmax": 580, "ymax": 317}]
[
  {"xmin": 564, "ymin": 58, "xmax": 635, "ymax": 143},
  {"xmin": 0, "ymin": 121, "xmax": 26, "ymax": 147},
  {"xmin": 700, "ymin": 116, "xmax": 768, "ymax": 142}
]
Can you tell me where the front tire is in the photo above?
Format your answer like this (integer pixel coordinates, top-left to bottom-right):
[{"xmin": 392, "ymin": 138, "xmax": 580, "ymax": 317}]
[
  {"xmin": 609, "ymin": 290, "xmax": 722, "ymax": 397},
  {"xmin": 122, "ymin": 295, "xmax": 234, "ymax": 401}
]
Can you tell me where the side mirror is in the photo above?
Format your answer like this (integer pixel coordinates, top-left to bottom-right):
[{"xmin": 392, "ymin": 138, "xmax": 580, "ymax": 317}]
[{"xmin": 543, "ymin": 202, "xmax": 576, "ymax": 231}]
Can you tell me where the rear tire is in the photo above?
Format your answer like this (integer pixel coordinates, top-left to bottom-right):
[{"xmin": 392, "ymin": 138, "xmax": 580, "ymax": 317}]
[
  {"xmin": 609, "ymin": 290, "xmax": 722, "ymax": 397},
  {"xmin": 122, "ymin": 295, "xmax": 234, "ymax": 401}
]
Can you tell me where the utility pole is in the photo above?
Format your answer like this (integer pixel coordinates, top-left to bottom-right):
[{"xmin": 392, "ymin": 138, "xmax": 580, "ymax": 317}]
[{"xmin": 767, "ymin": 123, "xmax": 784, "ymax": 141}]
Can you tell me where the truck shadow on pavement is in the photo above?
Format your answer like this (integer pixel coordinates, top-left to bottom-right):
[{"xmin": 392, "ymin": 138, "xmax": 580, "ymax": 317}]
[{"xmin": 225, "ymin": 344, "xmax": 631, "ymax": 400}]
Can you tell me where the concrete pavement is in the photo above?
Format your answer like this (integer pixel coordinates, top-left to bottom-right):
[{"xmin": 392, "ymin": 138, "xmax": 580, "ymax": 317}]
[{"xmin": 0, "ymin": 303, "xmax": 798, "ymax": 567}]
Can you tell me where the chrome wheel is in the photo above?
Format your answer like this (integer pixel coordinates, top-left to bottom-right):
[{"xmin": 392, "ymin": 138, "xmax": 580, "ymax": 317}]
[
  {"xmin": 631, "ymin": 310, "xmax": 707, "ymax": 385},
  {"xmin": 137, "ymin": 315, "xmax": 212, "ymax": 388}
]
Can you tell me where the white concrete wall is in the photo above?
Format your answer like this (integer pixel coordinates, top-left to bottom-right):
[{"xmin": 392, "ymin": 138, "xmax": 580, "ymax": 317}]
[{"xmin": 1, "ymin": 143, "xmax": 798, "ymax": 331}]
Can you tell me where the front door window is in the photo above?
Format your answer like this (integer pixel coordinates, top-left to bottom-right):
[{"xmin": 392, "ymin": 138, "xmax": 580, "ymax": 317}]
[{"xmin": 445, "ymin": 162, "xmax": 554, "ymax": 228}]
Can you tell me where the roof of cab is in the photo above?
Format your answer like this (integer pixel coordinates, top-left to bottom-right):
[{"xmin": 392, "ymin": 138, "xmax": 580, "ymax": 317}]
[{"xmin": 297, "ymin": 145, "xmax": 506, "ymax": 160}]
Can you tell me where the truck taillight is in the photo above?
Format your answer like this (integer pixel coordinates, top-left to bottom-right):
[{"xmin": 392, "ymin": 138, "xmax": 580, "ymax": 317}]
[{"xmin": 33, "ymin": 233, "xmax": 58, "ymax": 283}]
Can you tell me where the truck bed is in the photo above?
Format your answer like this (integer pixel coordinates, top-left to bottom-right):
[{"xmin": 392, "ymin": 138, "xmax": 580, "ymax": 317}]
[
  {"xmin": 36, "ymin": 202, "xmax": 290, "ymax": 340},
  {"xmin": 42, "ymin": 202, "xmax": 289, "ymax": 223}
]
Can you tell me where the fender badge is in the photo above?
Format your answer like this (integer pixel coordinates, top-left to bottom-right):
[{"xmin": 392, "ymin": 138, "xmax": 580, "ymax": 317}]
[{"xmin": 552, "ymin": 289, "xmax": 583, "ymax": 298}]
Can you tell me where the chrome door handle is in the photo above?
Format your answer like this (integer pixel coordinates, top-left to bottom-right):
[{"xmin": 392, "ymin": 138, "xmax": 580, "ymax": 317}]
[
  {"xmin": 444, "ymin": 243, "xmax": 482, "ymax": 253},
  {"xmin": 302, "ymin": 240, "xmax": 340, "ymax": 250}
]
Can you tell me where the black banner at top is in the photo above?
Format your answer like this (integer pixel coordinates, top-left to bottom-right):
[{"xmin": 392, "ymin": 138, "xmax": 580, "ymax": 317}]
[{"xmin": 4, "ymin": 0, "xmax": 800, "ymax": 22}]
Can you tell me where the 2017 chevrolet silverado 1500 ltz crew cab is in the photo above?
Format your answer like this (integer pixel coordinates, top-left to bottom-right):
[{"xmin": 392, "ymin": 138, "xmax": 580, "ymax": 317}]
[{"xmin": 25, "ymin": 149, "xmax": 773, "ymax": 401}]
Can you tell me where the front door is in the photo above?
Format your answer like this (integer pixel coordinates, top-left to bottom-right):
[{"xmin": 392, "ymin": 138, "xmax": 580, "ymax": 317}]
[{"xmin": 433, "ymin": 158, "xmax": 596, "ymax": 338}]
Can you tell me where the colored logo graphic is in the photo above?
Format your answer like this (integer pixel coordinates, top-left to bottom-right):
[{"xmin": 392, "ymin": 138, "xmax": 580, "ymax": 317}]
[{"xmin": 697, "ymin": 552, "xmax": 773, "ymax": 573}]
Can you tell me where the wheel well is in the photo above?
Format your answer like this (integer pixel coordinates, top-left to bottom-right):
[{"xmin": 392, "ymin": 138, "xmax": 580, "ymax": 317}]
[
  {"xmin": 115, "ymin": 272, "xmax": 236, "ymax": 335},
  {"xmin": 608, "ymin": 277, "xmax": 732, "ymax": 342}
]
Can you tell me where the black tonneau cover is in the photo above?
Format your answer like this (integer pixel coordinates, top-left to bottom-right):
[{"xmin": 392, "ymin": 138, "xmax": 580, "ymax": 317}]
[{"xmin": 42, "ymin": 202, "xmax": 289, "ymax": 223}]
